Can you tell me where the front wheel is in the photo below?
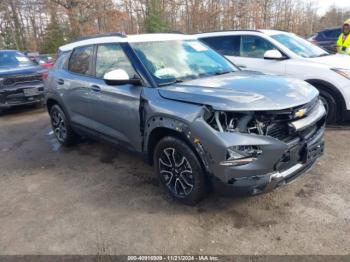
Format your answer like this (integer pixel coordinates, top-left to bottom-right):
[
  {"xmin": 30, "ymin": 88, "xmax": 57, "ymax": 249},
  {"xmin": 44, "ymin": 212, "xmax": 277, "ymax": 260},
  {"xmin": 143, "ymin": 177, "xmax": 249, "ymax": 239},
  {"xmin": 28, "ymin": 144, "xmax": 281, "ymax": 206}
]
[
  {"xmin": 318, "ymin": 89, "xmax": 337, "ymax": 124},
  {"xmin": 50, "ymin": 104, "xmax": 77, "ymax": 146},
  {"xmin": 154, "ymin": 136, "xmax": 207, "ymax": 205}
]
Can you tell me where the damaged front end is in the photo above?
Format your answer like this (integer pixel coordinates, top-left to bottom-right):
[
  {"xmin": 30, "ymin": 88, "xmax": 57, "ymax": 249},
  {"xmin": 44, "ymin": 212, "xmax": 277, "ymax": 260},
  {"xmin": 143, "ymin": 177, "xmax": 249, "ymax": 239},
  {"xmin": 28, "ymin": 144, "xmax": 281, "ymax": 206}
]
[{"xmin": 201, "ymin": 98, "xmax": 326, "ymax": 195}]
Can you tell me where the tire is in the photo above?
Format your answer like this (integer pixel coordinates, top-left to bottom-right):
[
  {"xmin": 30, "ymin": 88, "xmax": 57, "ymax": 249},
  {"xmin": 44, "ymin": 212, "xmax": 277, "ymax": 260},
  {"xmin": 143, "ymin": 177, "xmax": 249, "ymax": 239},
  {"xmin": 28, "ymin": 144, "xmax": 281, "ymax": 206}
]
[
  {"xmin": 49, "ymin": 104, "xmax": 77, "ymax": 146},
  {"xmin": 318, "ymin": 89, "xmax": 337, "ymax": 124},
  {"xmin": 154, "ymin": 136, "xmax": 207, "ymax": 205}
]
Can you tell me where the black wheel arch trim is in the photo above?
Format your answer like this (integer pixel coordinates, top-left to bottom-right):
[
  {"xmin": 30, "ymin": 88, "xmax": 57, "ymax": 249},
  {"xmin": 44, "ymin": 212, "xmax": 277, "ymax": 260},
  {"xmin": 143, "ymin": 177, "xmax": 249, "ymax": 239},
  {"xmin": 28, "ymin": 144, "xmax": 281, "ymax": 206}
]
[
  {"xmin": 305, "ymin": 79, "xmax": 346, "ymax": 119},
  {"xmin": 144, "ymin": 116, "xmax": 212, "ymax": 174},
  {"xmin": 46, "ymin": 94, "xmax": 72, "ymax": 123}
]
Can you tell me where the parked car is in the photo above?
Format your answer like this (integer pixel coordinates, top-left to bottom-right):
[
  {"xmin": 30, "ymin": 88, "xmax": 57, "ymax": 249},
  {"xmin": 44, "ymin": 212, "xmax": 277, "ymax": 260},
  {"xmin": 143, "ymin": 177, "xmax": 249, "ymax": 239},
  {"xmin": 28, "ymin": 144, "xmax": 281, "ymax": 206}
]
[
  {"xmin": 46, "ymin": 33, "xmax": 325, "ymax": 204},
  {"xmin": 308, "ymin": 27, "xmax": 341, "ymax": 53},
  {"xmin": 197, "ymin": 30, "xmax": 350, "ymax": 123},
  {"xmin": 0, "ymin": 50, "xmax": 47, "ymax": 113},
  {"xmin": 29, "ymin": 54, "xmax": 55, "ymax": 69}
]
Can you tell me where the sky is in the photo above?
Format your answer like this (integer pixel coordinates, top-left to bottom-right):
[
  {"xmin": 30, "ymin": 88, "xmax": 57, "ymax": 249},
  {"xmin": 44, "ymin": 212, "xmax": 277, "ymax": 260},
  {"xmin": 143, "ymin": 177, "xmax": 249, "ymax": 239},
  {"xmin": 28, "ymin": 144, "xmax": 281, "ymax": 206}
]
[{"xmin": 307, "ymin": 0, "xmax": 350, "ymax": 15}]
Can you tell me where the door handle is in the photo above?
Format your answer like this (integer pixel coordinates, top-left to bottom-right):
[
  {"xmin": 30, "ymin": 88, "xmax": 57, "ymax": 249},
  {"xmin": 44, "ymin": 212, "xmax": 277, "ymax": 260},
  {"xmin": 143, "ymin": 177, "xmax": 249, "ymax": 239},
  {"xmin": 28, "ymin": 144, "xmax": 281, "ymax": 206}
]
[
  {"xmin": 57, "ymin": 79, "xmax": 64, "ymax": 85},
  {"xmin": 90, "ymin": 85, "xmax": 101, "ymax": 92},
  {"xmin": 236, "ymin": 64, "xmax": 247, "ymax": 68}
]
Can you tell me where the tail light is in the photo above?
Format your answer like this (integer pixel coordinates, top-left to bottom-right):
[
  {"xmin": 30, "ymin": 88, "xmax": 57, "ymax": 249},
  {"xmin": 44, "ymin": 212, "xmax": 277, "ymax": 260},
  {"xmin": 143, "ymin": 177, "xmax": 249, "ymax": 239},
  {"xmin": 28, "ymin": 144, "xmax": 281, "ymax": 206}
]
[{"xmin": 41, "ymin": 71, "xmax": 49, "ymax": 80}]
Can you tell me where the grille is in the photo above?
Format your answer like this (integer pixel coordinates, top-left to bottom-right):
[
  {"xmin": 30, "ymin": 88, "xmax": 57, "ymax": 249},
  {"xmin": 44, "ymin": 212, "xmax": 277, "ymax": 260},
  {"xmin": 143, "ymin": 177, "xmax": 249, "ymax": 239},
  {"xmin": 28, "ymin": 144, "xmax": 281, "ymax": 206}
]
[
  {"xmin": 3, "ymin": 74, "xmax": 42, "ymax": 86},
  {"xmin": 265, "ymin": 98, "xmax": 323, "ymax": 143},
  {"xmin": 266, "ymin": 123, "xmax": 296, "ymax": 142}
]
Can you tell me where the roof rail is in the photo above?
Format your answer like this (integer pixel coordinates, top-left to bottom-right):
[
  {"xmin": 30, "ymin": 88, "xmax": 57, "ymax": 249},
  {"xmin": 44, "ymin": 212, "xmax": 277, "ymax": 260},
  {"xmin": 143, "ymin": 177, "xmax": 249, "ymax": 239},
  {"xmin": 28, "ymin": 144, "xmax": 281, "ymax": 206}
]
[{"xmin": 71, "ymin": 32, "xmax": 127, "ymax": 43}]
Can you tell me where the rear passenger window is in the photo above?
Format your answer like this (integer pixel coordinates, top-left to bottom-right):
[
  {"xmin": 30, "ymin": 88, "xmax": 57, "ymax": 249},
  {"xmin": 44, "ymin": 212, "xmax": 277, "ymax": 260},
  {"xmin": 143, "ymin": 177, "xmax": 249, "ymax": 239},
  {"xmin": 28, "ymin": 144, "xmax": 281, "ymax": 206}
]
[
  {"xmin": 241, "ymin": 35, "xmax": 276, "ymax": 58},
  {"xmin": 95, "ymin": 44, "xmax": 136, "ymax": 78},
  {"xmin": 201, "ymin": 36, "xmax": 240, "ymax": 56},
  {"xmin": 68, "ymin": 45, "xmax": 93, "ymax": 75}
]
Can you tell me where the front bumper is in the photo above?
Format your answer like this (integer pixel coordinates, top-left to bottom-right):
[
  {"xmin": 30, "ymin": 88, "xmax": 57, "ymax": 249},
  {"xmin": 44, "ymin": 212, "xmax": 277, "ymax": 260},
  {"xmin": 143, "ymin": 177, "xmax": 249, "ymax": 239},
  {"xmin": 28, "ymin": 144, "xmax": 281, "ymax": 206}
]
[
  {"xmin": 0, "ymin": 84, "xmax": 44, "ymax": 109},
  {"xmin": 211, "ymin": 126, "xmax": 325, "ymax": 195},
  {"xmin": 191, "ymin": 101, "xmax": 326, "ymax": 196}
]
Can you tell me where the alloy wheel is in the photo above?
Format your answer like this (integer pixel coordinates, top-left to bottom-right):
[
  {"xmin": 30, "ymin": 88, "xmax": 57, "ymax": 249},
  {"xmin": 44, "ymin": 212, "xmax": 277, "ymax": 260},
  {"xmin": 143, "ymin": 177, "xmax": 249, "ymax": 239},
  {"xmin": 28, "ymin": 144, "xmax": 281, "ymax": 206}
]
[
  {"xmin": 158, "ymin": 147, "xmax": 194, "ymax": 197},
  {"xmin": 51, "ymin": 109, "xmax": 67, "ymax": 142}
]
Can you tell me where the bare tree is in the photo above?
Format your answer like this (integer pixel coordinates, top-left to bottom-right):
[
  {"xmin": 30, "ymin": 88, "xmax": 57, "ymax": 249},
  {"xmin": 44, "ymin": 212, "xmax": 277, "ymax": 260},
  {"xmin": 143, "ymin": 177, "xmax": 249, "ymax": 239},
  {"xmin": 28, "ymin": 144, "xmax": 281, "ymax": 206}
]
[{"xmin": 1, "ymin": 0, "xmax": 349, "ymax": 51}]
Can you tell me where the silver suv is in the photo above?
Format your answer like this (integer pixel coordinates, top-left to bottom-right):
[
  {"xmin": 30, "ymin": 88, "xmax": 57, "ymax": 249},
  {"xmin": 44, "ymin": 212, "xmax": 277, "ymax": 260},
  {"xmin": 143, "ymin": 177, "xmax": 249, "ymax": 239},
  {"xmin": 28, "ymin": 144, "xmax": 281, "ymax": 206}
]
[{"xmin": 46, "ymin": 33, "xmax": 326, "ymax": 204}]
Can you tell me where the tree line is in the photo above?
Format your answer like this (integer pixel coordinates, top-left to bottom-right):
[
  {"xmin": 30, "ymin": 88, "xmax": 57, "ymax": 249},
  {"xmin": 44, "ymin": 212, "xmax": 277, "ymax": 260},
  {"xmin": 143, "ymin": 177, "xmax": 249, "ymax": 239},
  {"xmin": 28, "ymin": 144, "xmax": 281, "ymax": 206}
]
[{"xmin": 1, "ymin": 0, "xmax": 350, "ymax": 53}]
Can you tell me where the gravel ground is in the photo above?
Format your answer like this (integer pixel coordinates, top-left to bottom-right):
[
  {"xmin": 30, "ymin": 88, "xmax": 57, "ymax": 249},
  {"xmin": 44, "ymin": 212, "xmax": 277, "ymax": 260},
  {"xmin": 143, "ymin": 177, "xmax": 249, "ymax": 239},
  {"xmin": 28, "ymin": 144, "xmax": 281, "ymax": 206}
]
[{"xmin": 0, "ymin": 107, "xmax": 349, "ymax": 255}]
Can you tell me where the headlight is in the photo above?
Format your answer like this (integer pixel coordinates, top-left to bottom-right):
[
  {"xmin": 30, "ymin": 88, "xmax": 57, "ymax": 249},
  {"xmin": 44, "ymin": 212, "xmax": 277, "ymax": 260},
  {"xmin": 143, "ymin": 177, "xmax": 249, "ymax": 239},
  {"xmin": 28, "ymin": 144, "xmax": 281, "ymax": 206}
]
[
  {"xmin": 331, "ymin": 68, "xmax": 350, "ymax": 80},
  {"xmin": 220, "ymin": 146, "xmax": 262, "ymax": 166}
]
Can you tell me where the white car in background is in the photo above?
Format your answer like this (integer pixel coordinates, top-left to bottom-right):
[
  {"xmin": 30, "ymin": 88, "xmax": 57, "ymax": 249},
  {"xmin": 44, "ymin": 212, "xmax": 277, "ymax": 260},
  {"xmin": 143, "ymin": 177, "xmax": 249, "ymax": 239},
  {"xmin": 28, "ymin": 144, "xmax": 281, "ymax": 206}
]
[{"xmin": 196, "ymin": 30, "xmax": 350, "ymax": 123}]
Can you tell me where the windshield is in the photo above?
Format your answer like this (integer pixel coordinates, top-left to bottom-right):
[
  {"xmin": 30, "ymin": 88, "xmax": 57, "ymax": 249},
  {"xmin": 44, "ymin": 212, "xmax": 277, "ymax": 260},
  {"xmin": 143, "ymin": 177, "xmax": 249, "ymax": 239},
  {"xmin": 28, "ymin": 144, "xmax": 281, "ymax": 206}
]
[
  {"xmin": 131, "ymin": 40, "xmax": 238, "ymax": 86},
  {"xmin": 271, "ymin": 33, "xmax": 329, "ymax": 58},
  {"xmin": 0, "ymin": 51, "xmax": 34, "ymax": 67}
]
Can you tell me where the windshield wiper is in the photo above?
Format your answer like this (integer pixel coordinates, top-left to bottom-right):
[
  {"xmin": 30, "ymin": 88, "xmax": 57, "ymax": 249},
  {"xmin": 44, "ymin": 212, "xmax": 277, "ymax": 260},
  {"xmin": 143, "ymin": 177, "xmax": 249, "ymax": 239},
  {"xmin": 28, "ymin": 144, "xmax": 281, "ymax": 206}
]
[{"xmin": 158, "ymin": 79, "xmax": 184, "ymax": 87}]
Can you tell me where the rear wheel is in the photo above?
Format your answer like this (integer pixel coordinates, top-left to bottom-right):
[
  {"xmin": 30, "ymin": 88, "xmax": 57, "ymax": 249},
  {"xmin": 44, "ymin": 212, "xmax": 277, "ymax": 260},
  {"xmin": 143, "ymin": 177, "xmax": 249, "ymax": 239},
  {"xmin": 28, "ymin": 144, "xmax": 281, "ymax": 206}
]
[
  {"xmin": 49, "ymin": 104, "xmax": 77, "ymax": 146},
  {"xmin": 318, "ymin": 89, "xmax": 337, "ymax": 124},
  {"xmin": 154, "ymin": 136, "xmax": 207, "ymax": 205}
]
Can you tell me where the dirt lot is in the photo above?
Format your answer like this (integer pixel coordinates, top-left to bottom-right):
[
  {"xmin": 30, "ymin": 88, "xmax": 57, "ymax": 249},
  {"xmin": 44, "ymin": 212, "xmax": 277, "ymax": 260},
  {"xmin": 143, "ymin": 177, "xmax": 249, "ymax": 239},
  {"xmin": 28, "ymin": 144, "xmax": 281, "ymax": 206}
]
[{"xmin": 0, "ymin": 107, "xmax": 349, "ymax": 255}]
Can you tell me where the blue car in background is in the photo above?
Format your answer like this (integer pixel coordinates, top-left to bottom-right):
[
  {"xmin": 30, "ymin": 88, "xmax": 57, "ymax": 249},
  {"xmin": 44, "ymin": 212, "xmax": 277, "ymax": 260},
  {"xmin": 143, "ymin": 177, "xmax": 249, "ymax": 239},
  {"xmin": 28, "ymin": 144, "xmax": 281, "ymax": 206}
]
[
  {"xmin": 0, "ymin": 50, "xmax": 47, "ymax": 114},
  {"xmin": 308, "ymin": 27, "xmax": 342, "ymax": 53}
]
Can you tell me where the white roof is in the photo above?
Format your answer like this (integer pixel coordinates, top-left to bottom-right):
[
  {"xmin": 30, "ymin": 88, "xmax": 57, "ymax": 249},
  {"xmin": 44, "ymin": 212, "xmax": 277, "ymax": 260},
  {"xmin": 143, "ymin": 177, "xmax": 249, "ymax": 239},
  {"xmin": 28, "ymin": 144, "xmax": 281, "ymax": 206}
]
[
  {"xmin": 59, "ymin": 33, "xmax": 196, "ymax": 52},
  {"xmin": 194, "ymin": 30, "xmax": 264, "ymax": 38},
  {"xmin": 195, "ymin": 29, "xmax": 288, "ymax": 38},
  {"xmin": 259, "ymin": 29, "xmax": 288, "ymax": 36}
]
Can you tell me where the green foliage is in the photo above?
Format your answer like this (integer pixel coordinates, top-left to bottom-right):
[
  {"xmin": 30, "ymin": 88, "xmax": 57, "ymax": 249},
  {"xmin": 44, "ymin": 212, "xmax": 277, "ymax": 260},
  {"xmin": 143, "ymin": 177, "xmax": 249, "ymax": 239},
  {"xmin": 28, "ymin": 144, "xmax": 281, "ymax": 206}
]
[
  {"xmin": 0, "ymin": 26, "xmax": 17, "ymax": 49},
  {"xmin": 41, "ymin": 20, "xmax": 65, "ymax": 54},
  {"xmin": 144, "ymin": 0, "xmax": 168, "ymax": 33}
]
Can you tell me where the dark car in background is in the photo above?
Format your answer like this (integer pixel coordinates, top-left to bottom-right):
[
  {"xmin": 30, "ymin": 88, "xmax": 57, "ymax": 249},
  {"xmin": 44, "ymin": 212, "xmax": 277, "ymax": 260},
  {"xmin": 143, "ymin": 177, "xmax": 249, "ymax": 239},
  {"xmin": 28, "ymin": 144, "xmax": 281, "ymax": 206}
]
[
  {"xmin": 308, "ymin": 27, "xmax": 341, "ymax": 53},
  {"xmin": 0, "ymin": 50, "xmax": 47, "ymax": 114}
]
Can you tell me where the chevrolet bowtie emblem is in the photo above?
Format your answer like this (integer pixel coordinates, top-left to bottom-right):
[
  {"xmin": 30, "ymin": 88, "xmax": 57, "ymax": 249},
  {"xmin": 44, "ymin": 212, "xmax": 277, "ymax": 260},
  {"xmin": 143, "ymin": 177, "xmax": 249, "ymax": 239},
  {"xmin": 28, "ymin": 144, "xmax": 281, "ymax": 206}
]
[{"xmin": 295, "ymin": 108, "xmax": 306, "ymax": 118}]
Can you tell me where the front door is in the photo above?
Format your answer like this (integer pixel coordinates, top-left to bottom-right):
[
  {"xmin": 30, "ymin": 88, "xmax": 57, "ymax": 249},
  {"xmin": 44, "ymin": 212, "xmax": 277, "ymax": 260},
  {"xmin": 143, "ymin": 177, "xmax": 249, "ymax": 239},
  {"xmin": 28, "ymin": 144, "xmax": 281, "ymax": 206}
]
[
  {"xmin": 226, "ymin": 35, "xmax": 287, "ymax": 75},
  {"xmin": 88, "ymin": 43, "xmax": 143, "ymax": 151}
]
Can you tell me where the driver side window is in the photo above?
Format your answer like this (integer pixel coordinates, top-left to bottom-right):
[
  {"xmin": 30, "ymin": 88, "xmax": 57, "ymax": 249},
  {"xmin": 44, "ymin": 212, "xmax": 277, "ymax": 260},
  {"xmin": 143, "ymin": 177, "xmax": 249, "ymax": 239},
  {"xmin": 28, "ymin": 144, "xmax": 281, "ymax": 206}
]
[
  {"xmin": 241, "ymin": 35, "xmax": 277, "ymax": 58},
  {"xmin": 95, "ymin": 44, "xmax": 136, "ymax": 78}
]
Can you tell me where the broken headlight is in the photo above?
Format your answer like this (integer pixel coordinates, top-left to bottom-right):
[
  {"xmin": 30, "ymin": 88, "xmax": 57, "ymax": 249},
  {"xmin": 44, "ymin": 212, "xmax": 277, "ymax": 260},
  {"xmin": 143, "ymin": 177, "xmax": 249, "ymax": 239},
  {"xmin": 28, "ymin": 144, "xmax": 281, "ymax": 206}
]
[
  {"xmin": 220, "ymin": 146, "xmax": 262, "ymax": 166},
  {"xmin": 204, "ymin": 109, "xmax": 265, "ymax": 135}
]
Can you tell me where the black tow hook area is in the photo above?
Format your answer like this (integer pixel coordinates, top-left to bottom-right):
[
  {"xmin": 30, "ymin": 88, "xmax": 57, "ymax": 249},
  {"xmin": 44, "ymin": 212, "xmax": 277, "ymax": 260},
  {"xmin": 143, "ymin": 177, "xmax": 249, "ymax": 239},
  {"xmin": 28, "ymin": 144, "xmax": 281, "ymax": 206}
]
[{"xmin": 212, "ymin": 175, "xmax": 270, "ymax": 197}]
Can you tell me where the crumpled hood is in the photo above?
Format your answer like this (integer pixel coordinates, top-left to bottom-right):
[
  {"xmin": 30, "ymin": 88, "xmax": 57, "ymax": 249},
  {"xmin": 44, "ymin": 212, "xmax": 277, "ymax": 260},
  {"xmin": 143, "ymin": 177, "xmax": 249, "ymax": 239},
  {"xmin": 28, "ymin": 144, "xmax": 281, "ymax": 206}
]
[
  {"xmin": 158, "ymin": 71, "xmax": 319, "ymax": 111},
  {"xmin": 0, "ymin": 64, "xmax": 44, "ymax": 77},
  {"xmin": 307, "ymin": 54, "xmax": 350, "ymax": 69}
]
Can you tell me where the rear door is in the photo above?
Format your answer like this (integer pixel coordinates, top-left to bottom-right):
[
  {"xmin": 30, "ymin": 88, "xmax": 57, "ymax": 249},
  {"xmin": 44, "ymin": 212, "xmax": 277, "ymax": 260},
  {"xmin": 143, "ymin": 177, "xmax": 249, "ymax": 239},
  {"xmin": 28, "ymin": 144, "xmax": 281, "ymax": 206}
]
[
  {"xmin": 88, "ymin": 43, "xmax": 143, "ymax": 151},
  {"xmin": 61, "ymin": 45, "xmax": 96, "ymax": 128}
]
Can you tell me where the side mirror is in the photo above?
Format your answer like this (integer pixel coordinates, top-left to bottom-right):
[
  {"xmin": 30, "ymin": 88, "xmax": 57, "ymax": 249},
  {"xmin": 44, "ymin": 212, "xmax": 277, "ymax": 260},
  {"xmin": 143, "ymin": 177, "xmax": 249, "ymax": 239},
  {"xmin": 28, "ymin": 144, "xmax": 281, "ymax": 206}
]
[
  {"xmin": 264, "ymin": 50, "xmax": 286, "ymax": 60},
  {"xmin": 103, "ymin": 69, "xmax": 142, "ymax": 86}
]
